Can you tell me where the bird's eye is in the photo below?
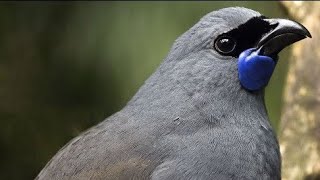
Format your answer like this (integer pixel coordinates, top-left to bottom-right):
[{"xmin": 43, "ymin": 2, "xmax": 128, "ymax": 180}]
[{"xmin": 214, "ymin": 36, "xmax": 237, "ymax": 54}]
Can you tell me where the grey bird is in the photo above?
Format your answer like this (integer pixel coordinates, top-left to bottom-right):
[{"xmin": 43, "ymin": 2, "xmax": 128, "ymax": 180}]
[{"xmin": 36, "ymin": 7, "xmax": 311, "ymax": 180}]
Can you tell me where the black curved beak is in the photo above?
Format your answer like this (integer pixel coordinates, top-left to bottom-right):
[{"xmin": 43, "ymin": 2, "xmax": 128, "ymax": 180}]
[{"xmin": 256, "ymin": 18, "xmax": 311, "ymax": 57}]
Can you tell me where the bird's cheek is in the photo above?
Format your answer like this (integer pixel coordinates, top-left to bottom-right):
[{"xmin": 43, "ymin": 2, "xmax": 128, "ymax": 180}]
[{"xmin": 238, "ymin": 49, "xmax": 276, "ymax": 91}]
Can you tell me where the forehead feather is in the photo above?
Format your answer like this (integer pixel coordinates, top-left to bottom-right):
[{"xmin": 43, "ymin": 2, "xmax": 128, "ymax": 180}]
[
  {"xmin": 165, "ymin": 7, "xmax": 263, "ymax": 62},
  {"xmin": 199, "ymin": 7, "xmax": 262, "ymax": 32}
]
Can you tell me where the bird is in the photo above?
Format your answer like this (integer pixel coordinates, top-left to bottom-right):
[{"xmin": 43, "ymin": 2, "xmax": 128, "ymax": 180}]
[{"xmin": 36, "ymin": 7, "xmax": 311, "ymax": 180}]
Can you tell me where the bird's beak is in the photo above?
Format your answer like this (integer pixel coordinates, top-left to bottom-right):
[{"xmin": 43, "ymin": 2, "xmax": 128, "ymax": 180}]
[{"xmin": 256, "ymin": 18, "xmax": 311, "ymax": 57}]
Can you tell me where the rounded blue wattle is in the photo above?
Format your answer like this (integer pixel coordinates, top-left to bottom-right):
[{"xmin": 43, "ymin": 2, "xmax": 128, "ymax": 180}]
[{"xmin": 238, "ymin": 48, "xmax": 276, "ymax": 91}]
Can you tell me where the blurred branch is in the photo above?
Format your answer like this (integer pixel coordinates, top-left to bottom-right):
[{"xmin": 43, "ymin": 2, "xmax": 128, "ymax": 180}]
[{"xmin": 280, "ymin": 1, "xmax": 320, "ymax": 180}]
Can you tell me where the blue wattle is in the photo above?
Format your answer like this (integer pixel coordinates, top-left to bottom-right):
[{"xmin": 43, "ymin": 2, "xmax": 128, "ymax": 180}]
[{"xmin": 238, "ymin": 48, "xmax": 276, "ymax": 91}]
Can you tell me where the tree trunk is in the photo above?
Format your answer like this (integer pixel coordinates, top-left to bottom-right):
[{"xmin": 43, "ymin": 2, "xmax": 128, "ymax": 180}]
[{"xmin": 280, "ymin": 2, "xmax": 320, "ymax": 180}]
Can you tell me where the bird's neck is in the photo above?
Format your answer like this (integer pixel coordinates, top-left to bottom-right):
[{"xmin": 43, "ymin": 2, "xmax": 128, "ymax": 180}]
[{"xmin": 126, "ymin": 64, "xmax": 271, "ymax": 129}]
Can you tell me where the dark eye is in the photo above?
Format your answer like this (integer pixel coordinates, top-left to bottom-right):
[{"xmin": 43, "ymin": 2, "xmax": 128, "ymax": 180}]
[{"xmin": 214, "ymin": 36, "xmax": 237, "ymax": 54}]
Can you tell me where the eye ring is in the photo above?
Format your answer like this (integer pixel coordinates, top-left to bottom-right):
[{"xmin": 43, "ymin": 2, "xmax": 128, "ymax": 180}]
[{"xmin": 214, "ymin": 36, "xmax": 237, "ymax": 54}]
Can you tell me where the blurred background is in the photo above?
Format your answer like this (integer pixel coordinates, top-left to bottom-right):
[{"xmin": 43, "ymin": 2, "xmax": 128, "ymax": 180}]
[{"xmin": 0, "ymin": 2, "xmax": 290, "ymax": 180}]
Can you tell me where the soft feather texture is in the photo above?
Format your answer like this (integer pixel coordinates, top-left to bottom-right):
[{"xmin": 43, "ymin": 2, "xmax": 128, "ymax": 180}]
[{"xmin": 36, "ymin": 7, "xmax": 281, "ymax": 180}]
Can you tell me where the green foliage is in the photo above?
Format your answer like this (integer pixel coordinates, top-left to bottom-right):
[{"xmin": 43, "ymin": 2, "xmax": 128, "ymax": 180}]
[{"xmin": 0, "ymin": 2, "xmax": 287, "ymax": 179}]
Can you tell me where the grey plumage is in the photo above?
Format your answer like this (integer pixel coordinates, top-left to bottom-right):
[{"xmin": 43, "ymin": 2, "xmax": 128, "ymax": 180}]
[{"xmin": 37, "ymin": 7, "xmax": 282, "ymax": 180}]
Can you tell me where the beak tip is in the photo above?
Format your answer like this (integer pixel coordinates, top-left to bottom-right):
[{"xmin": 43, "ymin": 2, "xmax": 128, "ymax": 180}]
[
  {"xmin": 307, "ymin": 32, "xmax": 312, "ymax": 38},
  {"xmin": 302, "ymin": 26, "xmax": 312, "ymax": 38},
  {"xmin": 298, "ymin": 22, "xmax": 312, "ymax": 38}
]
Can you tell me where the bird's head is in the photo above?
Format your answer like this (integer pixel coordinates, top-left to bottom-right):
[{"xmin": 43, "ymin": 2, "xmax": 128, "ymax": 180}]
[{"xmin": 164, "ymin": 7, "xmax": 311, "ymax": 94}]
